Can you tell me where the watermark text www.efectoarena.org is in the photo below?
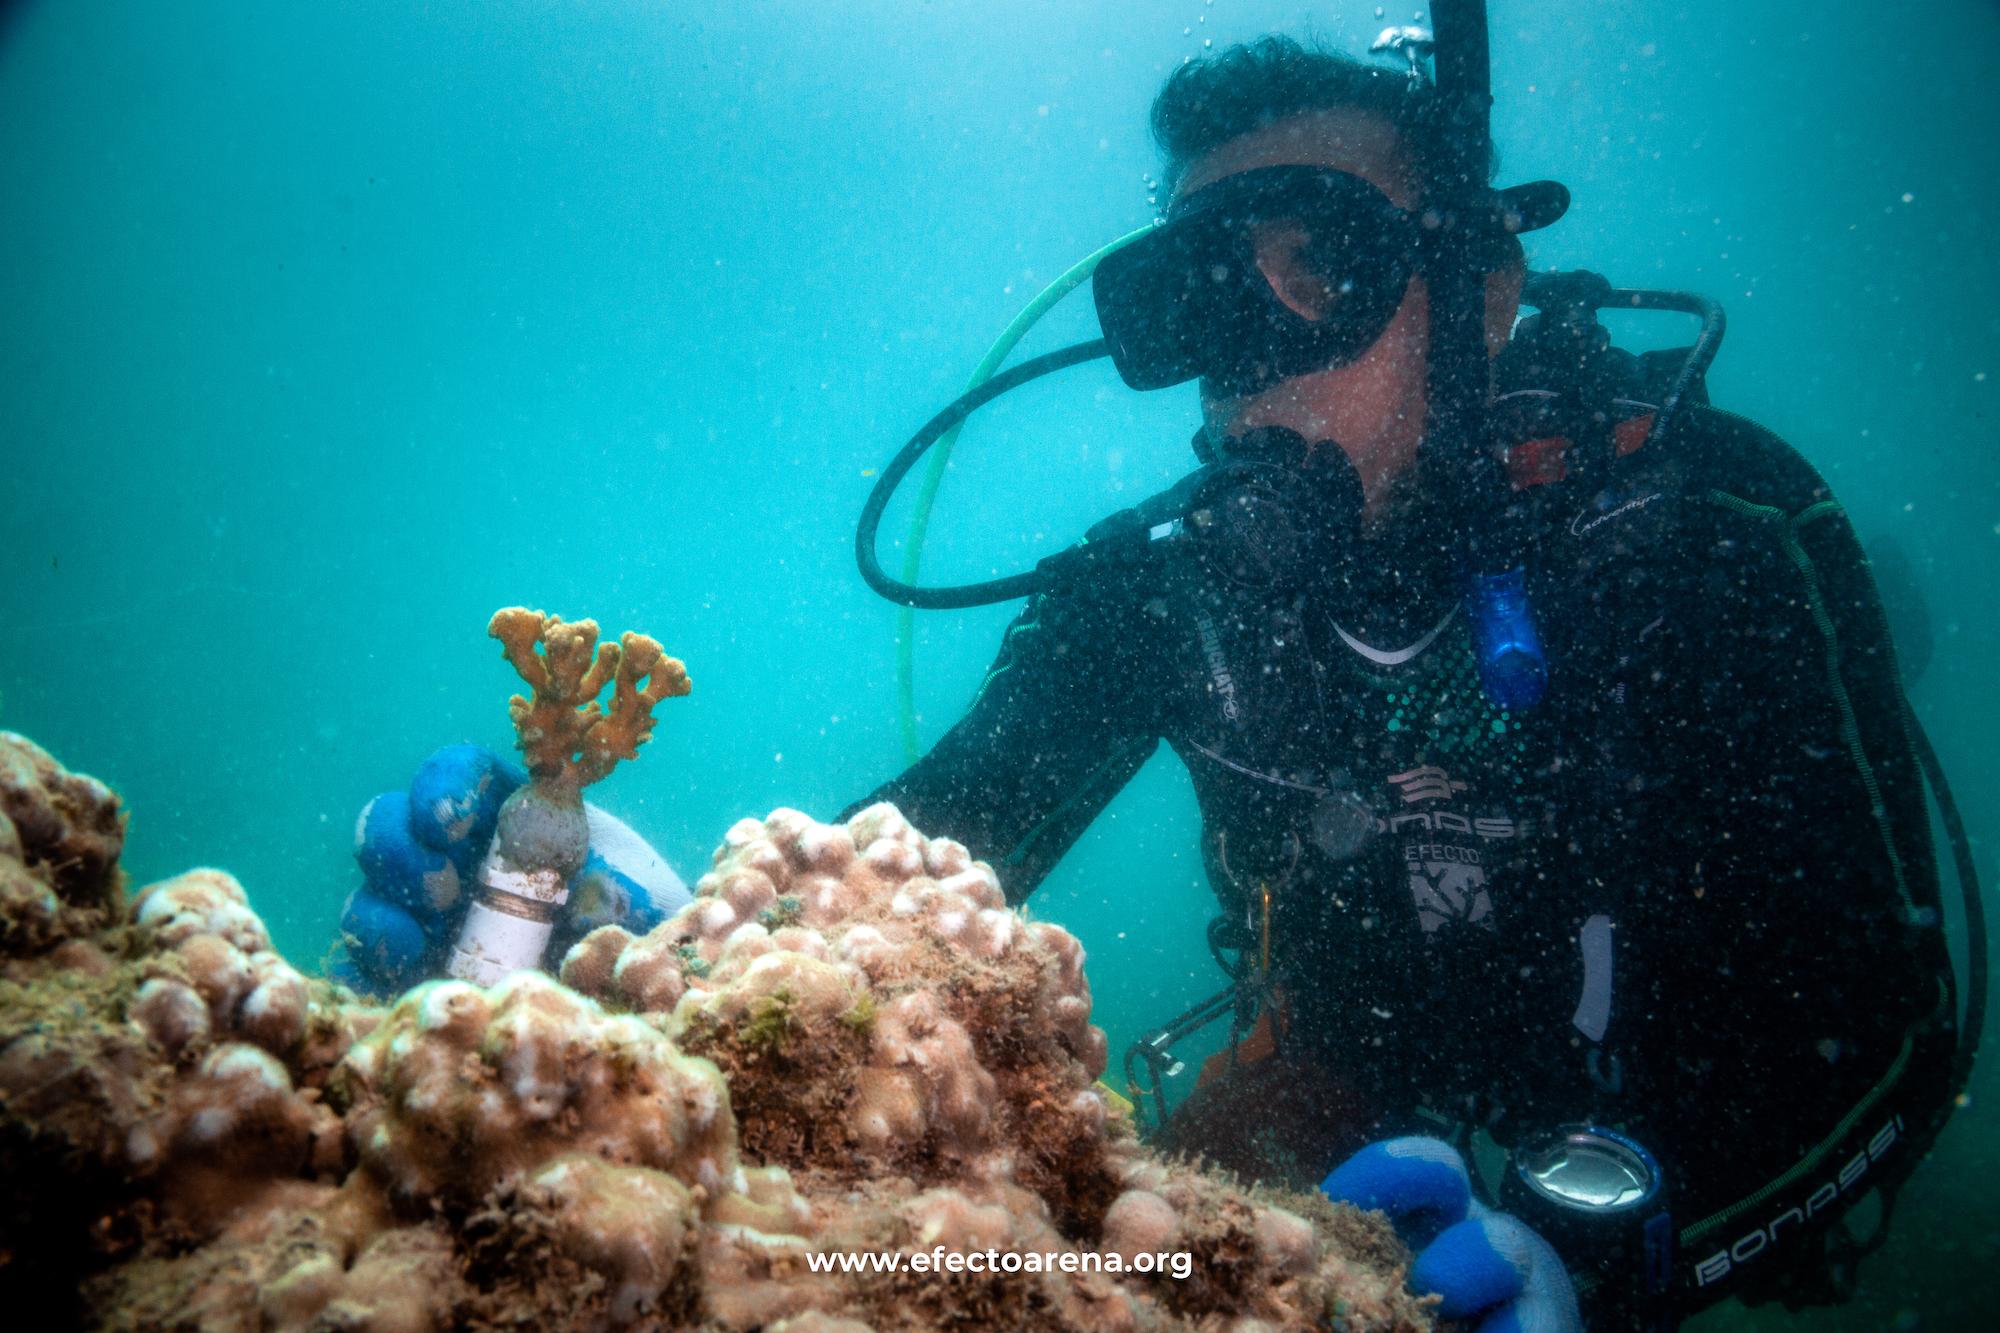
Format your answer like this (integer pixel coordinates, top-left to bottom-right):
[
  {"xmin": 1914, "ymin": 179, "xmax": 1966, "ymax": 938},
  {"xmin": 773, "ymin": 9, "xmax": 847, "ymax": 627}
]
[{"xmin": 806, "ymin": 1247, "xmax": 1195, "ymax": 1280}]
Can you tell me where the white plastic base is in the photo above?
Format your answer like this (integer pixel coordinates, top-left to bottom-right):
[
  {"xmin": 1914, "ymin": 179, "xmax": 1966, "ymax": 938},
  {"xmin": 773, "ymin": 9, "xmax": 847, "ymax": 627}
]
[{"xmin": 447, "ymin": 899, "xmax": 555, "ymax": 987}]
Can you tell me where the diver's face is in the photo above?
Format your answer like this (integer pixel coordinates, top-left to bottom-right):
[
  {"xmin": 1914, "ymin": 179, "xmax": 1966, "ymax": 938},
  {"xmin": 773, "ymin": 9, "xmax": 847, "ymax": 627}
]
[{"xmin": 1175, "ymin": 108, "xmax": 1434, "ymax": 513}]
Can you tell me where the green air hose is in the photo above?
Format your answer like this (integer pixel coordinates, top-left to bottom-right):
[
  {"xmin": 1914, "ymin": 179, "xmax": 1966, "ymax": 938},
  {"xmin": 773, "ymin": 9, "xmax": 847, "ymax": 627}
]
[{"xmin": 894, "ymin": 224, "xmax": 1155, "ymax": 762}]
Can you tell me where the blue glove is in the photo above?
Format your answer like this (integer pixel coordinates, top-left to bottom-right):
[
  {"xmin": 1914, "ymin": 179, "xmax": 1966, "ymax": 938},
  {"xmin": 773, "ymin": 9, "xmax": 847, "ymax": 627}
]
[
  {"xmin": 336, "ymin": 885, "xmax": 430, "ymax": 988},
  {"xmin": 339, "ymin": 745, "xmax": 689, "ymax": 993},
  {"xmin": 552, "ymin": 805, "xmax": 687, "ymax": 951},
  {"xmin": 1323, "ymin": 1137, "xmax": 1580, "ymax": 1333}
]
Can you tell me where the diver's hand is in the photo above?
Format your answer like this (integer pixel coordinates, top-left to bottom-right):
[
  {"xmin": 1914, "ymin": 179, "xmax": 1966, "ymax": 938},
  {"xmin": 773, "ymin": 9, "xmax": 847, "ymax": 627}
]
[
  {"xmin": 563, "ymin": 804, "xmax": 690, "ymax": 947},
  {"xmin": 341, "ymin": 744, "xmax": 520, "ymax": 992},
  {"xmin": 1322, "ymin": 1137, "xmax": 1580, "ymax": 1333},
  {"xmin": 340, "ymin": 744, "xmax": 688, "ymax": 993}
]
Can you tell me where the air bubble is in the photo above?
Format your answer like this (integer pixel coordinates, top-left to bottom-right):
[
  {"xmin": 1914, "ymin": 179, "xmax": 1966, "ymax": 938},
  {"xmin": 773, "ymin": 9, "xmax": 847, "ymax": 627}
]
[{"xmin": 1203, "ymin": 38, "xmax": 1212, "ymax": 47}]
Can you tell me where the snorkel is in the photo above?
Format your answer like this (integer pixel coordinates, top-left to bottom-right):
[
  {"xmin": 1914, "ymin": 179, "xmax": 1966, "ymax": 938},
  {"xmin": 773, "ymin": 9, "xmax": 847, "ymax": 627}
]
[{"xmin": 1426, "ymin": 0, "xmax": 1549, "ymax": 710}]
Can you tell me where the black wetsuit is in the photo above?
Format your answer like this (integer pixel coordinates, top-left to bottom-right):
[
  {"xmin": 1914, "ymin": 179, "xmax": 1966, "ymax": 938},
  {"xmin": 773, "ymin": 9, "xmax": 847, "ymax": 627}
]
[{"xmin": 853, "ymin": 405, "xmax": 1959, "ymax": 1317}]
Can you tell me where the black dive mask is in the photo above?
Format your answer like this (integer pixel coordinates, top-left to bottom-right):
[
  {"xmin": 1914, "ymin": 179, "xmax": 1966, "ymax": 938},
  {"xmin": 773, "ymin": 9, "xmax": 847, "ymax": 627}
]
[{"xmin": 1093, "ymin": 164, "xmax": 1567, "ymax": 397}]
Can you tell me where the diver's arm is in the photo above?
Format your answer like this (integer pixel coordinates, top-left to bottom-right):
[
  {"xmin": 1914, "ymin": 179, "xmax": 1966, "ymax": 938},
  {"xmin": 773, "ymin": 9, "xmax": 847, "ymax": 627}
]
[
  {"xmin": 1576, "ymin": 417, "xmax": 1958, "ymax": 1313},
  {"xmin": 846, "ymin": 586, "xmax": 1163, "ymax": 903}
]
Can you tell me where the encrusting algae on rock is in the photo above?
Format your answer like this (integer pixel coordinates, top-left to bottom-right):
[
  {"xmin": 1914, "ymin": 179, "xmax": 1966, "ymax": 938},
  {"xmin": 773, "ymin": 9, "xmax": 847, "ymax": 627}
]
[{"xmin": 0, "ymin": 613, "xmax": 1433, "ymax": 1331}]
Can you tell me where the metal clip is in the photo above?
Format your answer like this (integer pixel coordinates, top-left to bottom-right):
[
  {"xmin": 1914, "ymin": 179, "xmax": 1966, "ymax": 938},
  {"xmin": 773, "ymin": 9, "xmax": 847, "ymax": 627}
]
[{"xmin": 1370, "ymin": 25, "xmax": 1437, "ymax": 88}]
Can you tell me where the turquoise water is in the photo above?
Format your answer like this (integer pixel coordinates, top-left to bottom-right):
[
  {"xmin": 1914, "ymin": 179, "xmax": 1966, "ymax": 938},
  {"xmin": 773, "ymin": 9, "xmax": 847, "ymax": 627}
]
[{"xmin": 1, "ymin": 2, "xmax": 1994, "ymax": 1327}]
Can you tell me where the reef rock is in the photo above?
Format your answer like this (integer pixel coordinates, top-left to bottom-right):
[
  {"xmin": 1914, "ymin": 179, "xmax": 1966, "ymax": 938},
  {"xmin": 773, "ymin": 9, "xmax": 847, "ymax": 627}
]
[{"xmin": 0, "ymin": 736, "xmax": 1431, "ymax": 1331}]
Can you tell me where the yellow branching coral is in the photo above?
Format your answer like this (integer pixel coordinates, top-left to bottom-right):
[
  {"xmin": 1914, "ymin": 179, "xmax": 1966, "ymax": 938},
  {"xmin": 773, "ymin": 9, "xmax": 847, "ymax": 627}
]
[{"xmin": 489, "ymin": 607, "xmax": 691, "ymax": 792}]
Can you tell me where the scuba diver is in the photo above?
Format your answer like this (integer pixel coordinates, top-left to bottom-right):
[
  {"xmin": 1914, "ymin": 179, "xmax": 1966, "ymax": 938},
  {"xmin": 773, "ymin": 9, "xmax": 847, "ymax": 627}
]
[
  {"xmin": 334, "ymin": 742, "xmax": 689, "ymax": 993},
  {"xmin": 847, "ymin": 27, "xmax": 1978, "ymax": 1333}
]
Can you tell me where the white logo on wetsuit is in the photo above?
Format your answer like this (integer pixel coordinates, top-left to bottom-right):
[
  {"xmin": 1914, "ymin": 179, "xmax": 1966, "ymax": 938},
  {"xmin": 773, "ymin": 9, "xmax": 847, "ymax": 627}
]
[
  {"xmin": 1407, "ymin": 857, "xmax": 1494, "ymax": 934},
  {"xmin": 1389, "ymin": 765, "xmax": 1469, "ymax": 803},
  {"xmin": 1570, "ymin": 491, "xmax": 1663, "ymax": 537},
  {"xmin": 1192, "ymin": 611, "xmax": 1241, "ymax": 722},
  {"xmin": 1386, "ymin": 766, "xmax": 1496, "ymax": 935}
]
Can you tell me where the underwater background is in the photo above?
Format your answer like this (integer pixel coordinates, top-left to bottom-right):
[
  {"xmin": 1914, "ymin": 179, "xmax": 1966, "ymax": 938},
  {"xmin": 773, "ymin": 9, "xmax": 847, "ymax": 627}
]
[{"xmin": 1, "ymin": 1, "xmax": 1993, "ymax": 1327}]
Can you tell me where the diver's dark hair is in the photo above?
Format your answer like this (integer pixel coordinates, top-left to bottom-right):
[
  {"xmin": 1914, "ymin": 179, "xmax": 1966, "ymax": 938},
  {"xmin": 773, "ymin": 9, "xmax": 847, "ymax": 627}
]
[{"xmin": 1150, "ymin": 35, "xmax": 1496, "ymax": 197}]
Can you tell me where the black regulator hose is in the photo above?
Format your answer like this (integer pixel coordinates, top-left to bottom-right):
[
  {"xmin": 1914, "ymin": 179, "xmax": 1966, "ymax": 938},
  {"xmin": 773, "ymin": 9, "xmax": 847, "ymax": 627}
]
[
  {"xmin": 855, "ymin": 338, "xmax": 1111, "ymax": 610},
  {"xmin": 1615, "ymin": 288, "xmax": 1726, "ymax": 450},
  {"xmin": 1517, "ymin": 273, "xmax": 1728, "ymax": 453}
]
